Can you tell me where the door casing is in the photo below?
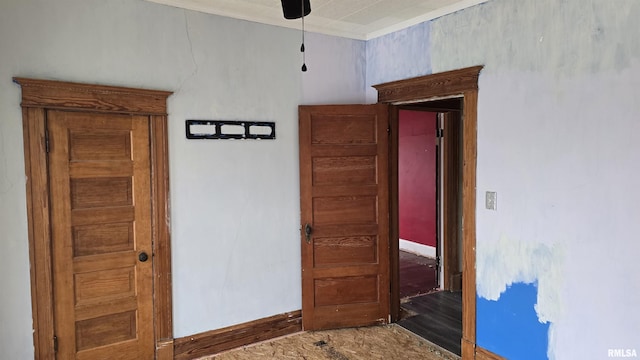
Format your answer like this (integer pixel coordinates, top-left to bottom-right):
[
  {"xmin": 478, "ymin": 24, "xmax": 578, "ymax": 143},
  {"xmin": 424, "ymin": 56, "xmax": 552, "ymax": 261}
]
[
  {"xmin": 14, "ymin": 78, "xmax": 174, "ymax": 359},
  {"xmin": 374, "ymin": 65, "xmax": 482, "ymax": 359}
]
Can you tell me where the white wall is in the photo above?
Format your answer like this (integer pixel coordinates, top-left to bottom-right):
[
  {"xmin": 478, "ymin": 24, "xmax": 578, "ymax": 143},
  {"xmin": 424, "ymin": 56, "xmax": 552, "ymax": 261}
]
[
  {"xmin": 429, "ymin": 0, "xmax": 640, "ymax": 358},
  {"xmin": 302, "ymin": 32, "xmax": 366, "ymax": 104},
  {"xmin": 0, "ymin": 0, "xmax": 366, "ymax": 358}
]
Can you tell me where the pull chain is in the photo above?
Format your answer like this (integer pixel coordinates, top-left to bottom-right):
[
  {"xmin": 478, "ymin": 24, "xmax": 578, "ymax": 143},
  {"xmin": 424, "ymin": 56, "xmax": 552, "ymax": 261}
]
[{"xmin": 301, "ymin": 0, "xmax": 307, "ymax": 72}]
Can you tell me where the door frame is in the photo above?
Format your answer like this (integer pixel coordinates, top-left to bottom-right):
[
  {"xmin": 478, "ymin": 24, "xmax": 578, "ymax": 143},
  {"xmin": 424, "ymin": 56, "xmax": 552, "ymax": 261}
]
[
  {"xmin": 14, "ymin": 78, "xmax": 174, "ymax": 359},
  {"xmin": 373, "ymin": 65, "xmax": 482, "ymax": 359}
]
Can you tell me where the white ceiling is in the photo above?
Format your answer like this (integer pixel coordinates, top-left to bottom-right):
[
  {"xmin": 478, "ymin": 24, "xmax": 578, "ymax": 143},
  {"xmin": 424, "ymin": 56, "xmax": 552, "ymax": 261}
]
[{"xmin": 143, "ymin": 0, "xmax": 490, "ymax": 40}]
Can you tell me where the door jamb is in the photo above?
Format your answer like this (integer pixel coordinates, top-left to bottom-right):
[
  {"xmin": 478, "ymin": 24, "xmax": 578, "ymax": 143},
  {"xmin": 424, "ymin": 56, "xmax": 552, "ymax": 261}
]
[
  {"xmin": 13, "ymin": 78, "xmax": 174, "ymax": 359},
  {"xmin": 373, "ymin": 65, "xmax": 482, "ymax": 359}
]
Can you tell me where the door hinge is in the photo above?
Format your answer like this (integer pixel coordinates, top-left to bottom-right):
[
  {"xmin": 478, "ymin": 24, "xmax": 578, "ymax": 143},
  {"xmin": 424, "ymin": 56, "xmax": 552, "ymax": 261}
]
[
  {"xmin": 45, "ymin": 129, "xmax": 50, "ymax": 153},
  {"xmin": 436, "ymin": 128, "xmax": 444, "ymax": 138},
  {"xmin": 53, "ymin": 335, "xmax": 58, "ymax": 353}
]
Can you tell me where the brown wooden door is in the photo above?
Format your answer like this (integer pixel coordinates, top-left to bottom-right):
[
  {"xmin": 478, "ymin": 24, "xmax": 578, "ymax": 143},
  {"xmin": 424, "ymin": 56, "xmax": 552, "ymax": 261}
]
[
  {"xmin": 299, "ymin": 104, "xmax": 390, "ymax": 330},
  {"xmin": 48, "ymin": 110, "xmax": 154, "ymax": 359}
]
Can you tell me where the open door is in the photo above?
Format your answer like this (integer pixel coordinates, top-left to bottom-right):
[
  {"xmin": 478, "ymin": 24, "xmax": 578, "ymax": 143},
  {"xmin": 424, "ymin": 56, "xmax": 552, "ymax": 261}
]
[{"xmin": 299, "ymin": 104, "xmax": 390, "ymax": 330}]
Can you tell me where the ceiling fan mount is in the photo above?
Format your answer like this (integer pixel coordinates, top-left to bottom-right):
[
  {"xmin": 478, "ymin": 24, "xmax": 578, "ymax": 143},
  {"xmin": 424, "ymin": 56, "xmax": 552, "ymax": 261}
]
[{"xmin": 281, "ymin": 0, "xmax": 311, "ymax": 19}]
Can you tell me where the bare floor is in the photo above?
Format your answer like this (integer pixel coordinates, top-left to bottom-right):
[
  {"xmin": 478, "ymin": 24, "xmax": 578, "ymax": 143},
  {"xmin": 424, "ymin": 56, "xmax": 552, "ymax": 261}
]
[{"xmin": 199, "ymin": 324, "xmax": 459, "ymax": 360}]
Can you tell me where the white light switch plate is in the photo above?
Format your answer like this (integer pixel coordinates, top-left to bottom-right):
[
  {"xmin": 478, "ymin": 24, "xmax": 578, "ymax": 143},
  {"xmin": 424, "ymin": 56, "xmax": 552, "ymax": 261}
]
[{"xmin": 486, "ymin": 191, "xmax": 497, "ymax": 210}]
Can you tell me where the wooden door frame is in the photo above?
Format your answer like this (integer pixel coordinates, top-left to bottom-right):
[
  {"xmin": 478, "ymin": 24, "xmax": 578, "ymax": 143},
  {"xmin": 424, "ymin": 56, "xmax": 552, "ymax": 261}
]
[
  {"xmin": 441, "ymin": 110, "xmax": 463, "ymax": 292},
  {"xmin": 373, "ymin": 65, "xmax": 482, "ymax": 359},
  {"xmin": 13, "ymin": 78, "xmax": 174, "ymax": 359}
]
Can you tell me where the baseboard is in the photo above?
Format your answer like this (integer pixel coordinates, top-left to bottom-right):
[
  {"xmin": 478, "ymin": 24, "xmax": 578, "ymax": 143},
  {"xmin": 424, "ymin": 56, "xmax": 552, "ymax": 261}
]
[
  {"xmin": 475, "ymin": 345, "xmax": 507, "ymax": 360},
  {"xmin": 399, "ymin": 239, "xmax": 436, "ymax": 258},
  {"xmin": 173, "ymin": 310, "xmax": 302, "ymax": 360}
]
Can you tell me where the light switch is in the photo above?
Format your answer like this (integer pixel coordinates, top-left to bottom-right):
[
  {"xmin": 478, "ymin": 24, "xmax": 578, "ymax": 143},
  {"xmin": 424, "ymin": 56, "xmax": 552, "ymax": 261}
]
[{"xmin": 486, "ymin": 191, "xmax": 497, "ymax": 210}]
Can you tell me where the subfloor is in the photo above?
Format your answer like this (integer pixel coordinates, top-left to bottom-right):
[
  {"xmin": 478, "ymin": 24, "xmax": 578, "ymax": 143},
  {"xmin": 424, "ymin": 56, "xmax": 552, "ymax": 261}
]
[
  {"xmin": 200, "ymin": 251, "xmax": 460, "ymax": 360},
  {"xmin": 198, "ymin": 324, "xmax": 459, "ymax": 360}
]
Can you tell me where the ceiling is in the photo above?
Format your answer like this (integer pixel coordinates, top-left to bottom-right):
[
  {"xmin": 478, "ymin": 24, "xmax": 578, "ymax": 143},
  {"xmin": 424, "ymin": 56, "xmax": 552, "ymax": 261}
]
[{"xmin": 143, "ymin": 0, "xmax": 489, "ymax": 40}]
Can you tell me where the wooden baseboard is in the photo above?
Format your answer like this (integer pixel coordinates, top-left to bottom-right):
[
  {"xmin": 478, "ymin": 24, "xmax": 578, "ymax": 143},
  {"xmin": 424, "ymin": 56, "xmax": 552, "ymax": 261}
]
[
  {"xmin": 476, "ymin": 345, "xmax": 506, "ymax": 360},
  {"xmin": 173, "ymin": 310, "xmax": 302, "ymax": 360}
]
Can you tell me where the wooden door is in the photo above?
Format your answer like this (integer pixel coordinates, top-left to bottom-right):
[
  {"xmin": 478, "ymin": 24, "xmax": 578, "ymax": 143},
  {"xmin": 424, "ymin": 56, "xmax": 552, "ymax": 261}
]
[
  {"xmin": 48, "ymin": 110, "xmax": 154, "ymax": 359},
  {"xmin": 299, "ymin": 104, "xmax": 390, "ymax": 330}
]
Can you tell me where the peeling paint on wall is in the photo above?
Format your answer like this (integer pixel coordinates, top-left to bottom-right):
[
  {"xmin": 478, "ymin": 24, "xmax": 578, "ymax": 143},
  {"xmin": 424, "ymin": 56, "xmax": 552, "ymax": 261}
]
[
  {"xmin": 424, "ymin": 0, "xmax": 640, "ymax": 358},
  {"xmin": 477, "ymin": 236, "xmax": 563, "ymax": 323},
  {"xmin": 477, "ymin": 236, "xmax": 563, "ymax": 358},
  {"xmin": 478, "ymin": 282, "xmax": 551, "ymax": 360}
]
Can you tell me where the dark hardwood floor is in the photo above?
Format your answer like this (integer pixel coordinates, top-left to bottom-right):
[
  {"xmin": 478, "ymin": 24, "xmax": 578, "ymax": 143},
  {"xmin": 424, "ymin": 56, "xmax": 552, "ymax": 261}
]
[
  {"xmin": 398, "ymin": 291, "xmax": 462, "ymax": 356},
  {"xmin": 399, "ymin": 250, "xmax": 437, "ymax": 298},
  {"xmin": 398, "ymin": 250, "xmax": 462, "ymax": 357}
]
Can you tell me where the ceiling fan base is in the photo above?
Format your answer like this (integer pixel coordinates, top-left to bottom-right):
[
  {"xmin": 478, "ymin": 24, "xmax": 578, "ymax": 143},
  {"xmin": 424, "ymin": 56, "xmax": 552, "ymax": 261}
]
[{"xmin": 281, "ymin": 0, "xmax": 311, "ymax": 19}]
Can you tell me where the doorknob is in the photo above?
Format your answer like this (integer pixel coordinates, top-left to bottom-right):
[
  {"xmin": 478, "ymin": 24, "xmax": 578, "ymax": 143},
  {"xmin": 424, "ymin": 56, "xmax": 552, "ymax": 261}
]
[
  {"xmin": 138, "ymin": 252, "xmax": 149, "ymax": 262},
  {"xmin": 304, "ymin": 223, "xmax": 313, "ymax": 243}
]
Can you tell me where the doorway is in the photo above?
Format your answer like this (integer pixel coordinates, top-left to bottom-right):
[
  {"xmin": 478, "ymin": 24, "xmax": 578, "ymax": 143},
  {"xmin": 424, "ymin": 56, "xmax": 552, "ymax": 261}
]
[
  {"xmin": 15, "ymin": 78, "xmax": 174, "ymax": 359},
  {"xmin": 374, "ymin": 65, "xmax": 481, "ymax": 359},
  {"xmin": 397, "ymin": 109, "xmax": 439, "ymax": 299},
  {"xmin": 394, "ymin": 100, "xmax": 464, "ymax": 356}
]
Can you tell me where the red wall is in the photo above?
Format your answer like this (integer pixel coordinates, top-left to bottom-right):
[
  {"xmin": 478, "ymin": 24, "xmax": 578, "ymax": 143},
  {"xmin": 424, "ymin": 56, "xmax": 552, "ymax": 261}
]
[{"xmin": 398, "ymin": 110, "xmax": 437, "ymax": 247}]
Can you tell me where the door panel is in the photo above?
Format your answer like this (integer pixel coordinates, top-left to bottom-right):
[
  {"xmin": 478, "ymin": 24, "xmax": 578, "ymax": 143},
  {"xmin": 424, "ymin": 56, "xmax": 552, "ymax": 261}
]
[
  {"xmin": 299, "ymin": 104, "xmax": 390, "ymax": 330},
  {"xmin": 48, "ymin": 110, "xmax": 154, "ymax": 359}
]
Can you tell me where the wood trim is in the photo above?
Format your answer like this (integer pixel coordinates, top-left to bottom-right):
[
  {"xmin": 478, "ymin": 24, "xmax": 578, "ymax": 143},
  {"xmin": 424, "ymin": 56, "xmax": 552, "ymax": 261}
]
[
  {"xmin": 15, "ymin": 78, "xmax": 173, "ymax": 359},
  {"xmin": 461, "ymin": 90, "xmax": 478, "ymax": 354},
  {"xmin": 22, "ymin": 107, "xmax": 55, "ymax": 360},
  {"xmin": 461, "ymin": 337, "xmax": 475, "ymax": 359},
  {"xmin": 156, "ymin": 339, "xmax": 175, "ymax": 360},
  {"xmin": 13, "ymin": 77, "xmax": 172, "ymax": 115},
  {"xmin": 375, "ymin": 65, "xmax": 482, "ymax": 360},
  {"xmin": 388, "ymin": 106, "xmax": 400, "ymax": 322},
  {"xmin": 476, "ymin": 346, "xmax": 507, "ymax": 360},
  {"xmin": 373, "ymin": 66, "xmax": 482, "ymax": 104},
  {"xmin": 150, "ymin": 115, "xmax": 173, "ymax": 344},
  {"xmin": 173, "ymin": 311, "xmax": 303, "ymax": 360}
]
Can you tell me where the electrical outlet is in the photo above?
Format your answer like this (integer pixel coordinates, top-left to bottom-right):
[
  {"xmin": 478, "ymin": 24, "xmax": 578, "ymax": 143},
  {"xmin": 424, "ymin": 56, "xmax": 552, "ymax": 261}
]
[{"xmin": 486, "ymin": 191, "xmax": 497, "ymax": 210}]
